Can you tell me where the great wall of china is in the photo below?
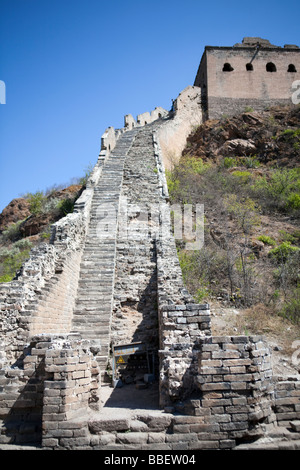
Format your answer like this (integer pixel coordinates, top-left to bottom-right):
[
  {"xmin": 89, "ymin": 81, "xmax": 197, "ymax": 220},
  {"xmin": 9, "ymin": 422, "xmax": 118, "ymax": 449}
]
[{"xmin": 0, "ymin": 38, "xmax": 300, "ymax": 450}]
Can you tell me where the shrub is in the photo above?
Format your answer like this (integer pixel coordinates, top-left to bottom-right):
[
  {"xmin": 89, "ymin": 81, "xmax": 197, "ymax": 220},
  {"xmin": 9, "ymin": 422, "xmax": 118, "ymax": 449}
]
[
  {"xmin": 224, "ymin": 195, "xmax": 260, "ymax": 234},
  {"xmin": 166, "ymin": 170, "xmax": 180, "ymax": 200},
  {"xmin": 223, "ymin": 157, "xmax": 238, "ymax": 168},
  {"xmin": 286, "ymin": 192, "xmax": 300, "ymax": 211},
  {"xmin": 257, "ymin": 235, "xmax": 276, "ymax": 246},
  {"xmin": 14, "ymin": 239, "xmax": 33, "ymax": 250},
  {"xmin": 1, "ymin": 221, "xmax": 23, "ymax": 241},
  {"xmin": 277, "ymin": 128, "xmax": 300, "ymax": 147},
  {"xmin": 231, "ymin": 170, "xmax": 252, "ymax": 184},
  {"xmin": 279, "ymin": 287, "xmax": 300, "ymax": 324},
  {"xmin": 0, "ymin": 274, "xmax": 14, "ymax": 283},
  {"xmin": 279, "ymin": 230, "xmax": 300, "ymax": 245},
  {"xmin": 56, "ymin": 198, "xmax": 75, "ymax": 216},
  {"xmin": 0, "ymin": 241, "xmax": 32, "ymax": 283},
  {"xmin": 244, "ymin": 106, "xmax": 254, "ymax": 113},
  {"xmin": 181, "ymin": 156, "xmax": 210, "ymax": 175},
  {"xmin": 195, "ymin": 284, "xmax": 211, "ymax": 303},
  {"xmin": 27, "ymin": 191, "xmax": 47, "ymax": 215},
  {"xmin": 78, "ymin": 163, "xmax": 94, "ymax": 186},
  {"xmin": 269, "ymin": 242, "xmax": 300, "ymax": 263},
  {"xmin": 242, "ymin": 156, "xmax": 260, "ymax": 169},
  {"xmin": 251, "ymin": 169, "xmax": 300, "ymax": 212},
  {"xmin": 0, "ymin": 248, "xmax": 31, "ymax": 282}
]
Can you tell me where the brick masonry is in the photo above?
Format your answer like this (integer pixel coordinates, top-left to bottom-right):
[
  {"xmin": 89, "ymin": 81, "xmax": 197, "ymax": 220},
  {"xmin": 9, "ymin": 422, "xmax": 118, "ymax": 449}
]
[
  {"xmin": 194, "ymin": 37, "xmax": 300, "ymax": 119},
  {"xmin": 0, "ymin": 43, "xmax": 300, "ymax": 448}
]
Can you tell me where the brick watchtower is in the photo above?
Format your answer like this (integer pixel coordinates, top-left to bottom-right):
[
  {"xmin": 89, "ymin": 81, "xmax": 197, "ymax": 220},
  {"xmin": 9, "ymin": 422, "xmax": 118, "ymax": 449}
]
[{"xmin": 194, "ymin": 37, "xmax": 300, "ymax": 119}]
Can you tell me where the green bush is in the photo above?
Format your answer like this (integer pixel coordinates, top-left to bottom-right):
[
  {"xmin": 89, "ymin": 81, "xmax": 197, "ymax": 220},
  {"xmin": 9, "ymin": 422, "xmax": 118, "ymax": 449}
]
[
  {"xmin": 277, "ymin": 128, "xmax": 300, "ymax": 147},
  {"xmin": 286, "ymin": 192, "xmax": 300, "ymax": 211},
  {"xmin": 1, "ymin": 221, "xmax": 23, "ymax": 241},
  {"xmin": 0, "ymin": 248, "xmax": 31, "ymax": 282},
  {"xmin": 27, "ymin": 191, "xmax": 47, "ymax": 215},
  {"xmin": 0, "ymin": 241, "xmax": 32, "ymax": 283},
  {"xmin": 242, "ymin": 156, "xmax": 260, "ymax": 169},
  {"xmin": 14, "ymin": 239, "xmax": 33, "ymax": 250},
  {"xmin": 279, "ymin": 287, "xmax": 300, "ymax": 324},
  {"xmin": 166, "ymin": 169, "xmax": 180, "ymax": 199},
  {"xmin": 0, "ymin": 274, "xmax": 14, "ymax": 283},
  {"xmin": 56, "ymin": 198, "xmax": 75, "ymax": 216},
  {"xmin": 231, "ymin": 170, "xmax": 252, "ymax": 184},
  {"xmin": 251, "ymin": 168, "xmax": 300, "ymax": 212},
  {"xmin": 181, "ymin": 156, "xmax": 210, "ymax": 175},
  {"xmin": 78, "ymin": 163, "xmax": 94, "ymax": 186},
  {"xmin": 222, "ymin": 157, "xmax": 238, "ymax": 168},
  {"xmin": 257, "ymin": 235, "xmax": 276, "ymax": 246},
  {"xmin": 279, "ymin": 230, "xmax": 300, "ymax": 245},
  {"xmin": 269, "ymin": 242, "xmax": 300, "ymax": 263},
  {"xmin": 224, "ymin": 194, "xmax": 260, "ymax": 234}
]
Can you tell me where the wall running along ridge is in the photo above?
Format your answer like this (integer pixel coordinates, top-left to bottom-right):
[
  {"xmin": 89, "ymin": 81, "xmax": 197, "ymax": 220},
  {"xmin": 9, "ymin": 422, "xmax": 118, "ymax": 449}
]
[{"xmin": 0, "ymin": 48, "xmax": 300, "ymax": 448}]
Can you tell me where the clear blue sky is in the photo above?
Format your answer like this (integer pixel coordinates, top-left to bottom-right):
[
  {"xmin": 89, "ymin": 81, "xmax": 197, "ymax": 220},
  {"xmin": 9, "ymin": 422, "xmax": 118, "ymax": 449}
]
[{"xmin": 0, "ymin": 0, "xmax": 299, "ymax": 212}]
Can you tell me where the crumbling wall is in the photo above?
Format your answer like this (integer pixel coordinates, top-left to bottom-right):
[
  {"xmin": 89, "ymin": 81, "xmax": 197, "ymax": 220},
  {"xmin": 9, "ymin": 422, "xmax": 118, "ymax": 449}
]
[
  {"xmin": 0, "ymin": 140, "xmax": 108, "ymax": 445},
  {"xmin": 273, "ymin": 377, "xmax": 300, "ymax": 426},
  {"xmin": 197, "ymin": 335, "xmax": 276, "ymax": 440},
  {"xmin": 154, "ymin": 126, "xmax": 212, "ymax": 408},
  {"xmin": 156, "ymin": 86, "xmax": 202, "ymax": 169},
  {"xmin": 124, "ymin": 106, "xmax": 169, "ymax": 130},
  {"xmin": 42, "ymin": 334, "xmax": 100, "ymax": 449}
]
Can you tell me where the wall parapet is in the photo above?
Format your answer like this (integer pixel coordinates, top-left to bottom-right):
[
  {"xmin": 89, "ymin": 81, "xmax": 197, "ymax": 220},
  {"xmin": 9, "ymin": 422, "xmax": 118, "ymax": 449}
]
[
  {"xmin": 273, "ymin": 376, "xmax": 300, "ymax": 426},
  {"xmin": 125, "ymin": 106, "xmax": 169, "ymax": 130},
  {"xmin": 197, "ymin": 335, "xmax": 276, "ymax": 436},
  {"xmin": 0, "ymin": 130, "xmax": 113, "ymax": 366},
  {"xmin": 152, "ymin": 117, "xmax": 213, "ymax": 407},
  {"xmin": 42, "ymin": 333, "xmax": 100, "ymax": 449}
]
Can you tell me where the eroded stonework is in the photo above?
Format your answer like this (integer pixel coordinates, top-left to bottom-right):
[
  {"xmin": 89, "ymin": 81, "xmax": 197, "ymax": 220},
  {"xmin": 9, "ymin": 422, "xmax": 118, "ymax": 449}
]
[{"xmin": 0, "ymin": 38, "xmax": 300, "ymax": 449}]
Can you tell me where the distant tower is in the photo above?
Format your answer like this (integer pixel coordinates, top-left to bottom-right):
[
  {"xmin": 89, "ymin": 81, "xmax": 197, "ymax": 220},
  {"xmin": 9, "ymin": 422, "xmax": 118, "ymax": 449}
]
[{"xmin": 194, "ymin": 37, "xmax": 300, "ymax": 119}]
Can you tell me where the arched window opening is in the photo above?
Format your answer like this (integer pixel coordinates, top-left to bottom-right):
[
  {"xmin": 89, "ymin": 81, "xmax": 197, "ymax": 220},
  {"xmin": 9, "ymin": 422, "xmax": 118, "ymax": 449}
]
[
  {"xmin": 288, "ymin": 64, "xmax": 297, "ymax": 72},
  {"xmin": 246, "ymin": 63, "xmax": 253, "ymax": 71},
  {"xmin": 223, "ymin": 63, "xmax": 234, "ymax": 72},
  {"xmin": 266, "ymin": 62, "xmax": 277, "ymax": 72}
]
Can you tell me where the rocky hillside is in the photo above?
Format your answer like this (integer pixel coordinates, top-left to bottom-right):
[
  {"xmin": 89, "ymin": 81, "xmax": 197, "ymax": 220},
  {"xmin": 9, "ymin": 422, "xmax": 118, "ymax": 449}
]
[
  {"xmin": 183, "ymin": 104, "xmax": 300, "ymax": 168},
  {"xmin": 168, "ymin": 104, "xmax": 300, "ymax": 375},
  {"xmin": 0, "ymin": 184, "xmax": 83, "ymax": 282}
]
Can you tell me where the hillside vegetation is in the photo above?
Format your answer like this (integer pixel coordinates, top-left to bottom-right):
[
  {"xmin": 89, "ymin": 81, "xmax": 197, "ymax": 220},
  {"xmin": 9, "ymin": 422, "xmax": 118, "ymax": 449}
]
[
  {"xmin": 0, "ymin": 183, "xmax": 86, "ymax": 283},
  {"xmin": 167, "ymin": 105, "xmax": 300, "ymax": 360}
]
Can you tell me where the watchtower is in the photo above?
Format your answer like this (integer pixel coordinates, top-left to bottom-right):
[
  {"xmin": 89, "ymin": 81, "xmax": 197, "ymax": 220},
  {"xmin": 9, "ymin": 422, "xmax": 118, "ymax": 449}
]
[{"xmin": 194, "ymin": 37, "xmax": 300, "ymax": 119}]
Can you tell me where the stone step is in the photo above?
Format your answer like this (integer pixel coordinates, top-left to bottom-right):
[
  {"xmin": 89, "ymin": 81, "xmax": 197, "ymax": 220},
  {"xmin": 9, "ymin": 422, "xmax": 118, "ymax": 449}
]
[{"xmin": 71, "ymin": 127, "xmax": 138, "ymax": 364}]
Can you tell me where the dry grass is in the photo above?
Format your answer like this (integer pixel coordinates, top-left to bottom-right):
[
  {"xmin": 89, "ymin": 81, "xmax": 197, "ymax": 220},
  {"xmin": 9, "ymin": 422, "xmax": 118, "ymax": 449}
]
[{"xmin": 212, "ymin": 301, "xmax": 300, "ymax": 357}]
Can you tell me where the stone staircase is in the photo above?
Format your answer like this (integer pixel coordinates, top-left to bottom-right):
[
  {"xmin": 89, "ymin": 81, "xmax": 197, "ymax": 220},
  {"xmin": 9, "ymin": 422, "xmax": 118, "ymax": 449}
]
[
  {"xmin": 71, "ymin": 129, "xmax": 138, "ymax": 373},
  {"xmin": 111, "ymin": 124, "xmax": 162, "ymax": 351}
]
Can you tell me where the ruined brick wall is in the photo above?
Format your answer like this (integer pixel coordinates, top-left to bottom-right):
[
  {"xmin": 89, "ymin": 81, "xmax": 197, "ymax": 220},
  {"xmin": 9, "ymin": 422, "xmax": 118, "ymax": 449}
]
[
  {"xmin": 154, "ymin": 131, "xmax": 212, "ymax": 408},
  {"xmin": 155, "ymin": 86, "xmax": 202, "ymax": 169},
  {"xmin": 194, "ymin": 39, "xmax": 300, "ymax": 119},
  {"xmin": 29, "ymin": 251, "xmax": 82, "ymax": 336},
  {"xmin": 274, "ymin": 378, "xmax": 300, "ymax": 426},
  {"xmin": 42, "ymin": 334, "xmax": 100, "ymax": 449},
  {"xmin": 0, "ymin": 216, "xmax": 85, "ymax": 367},
  {"xmin": 197, "ymin": 335, "xmax": 276, "ymax": 439}
]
